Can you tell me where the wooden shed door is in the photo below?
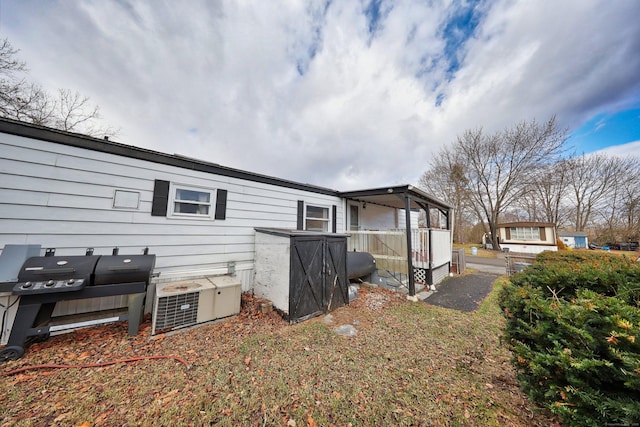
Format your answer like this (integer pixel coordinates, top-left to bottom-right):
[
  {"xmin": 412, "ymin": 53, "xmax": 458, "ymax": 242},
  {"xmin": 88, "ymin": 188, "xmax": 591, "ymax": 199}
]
[
  {"xmin": 325, "ymin": 237, "xmax": 348, "ymax": 311},
  {"xmin": 289, "ymin": 236, "xmax": 348, "ymax": 322},
  {"xmin": 289, "ymin": 237, "xmax": 325, "ymax": 322}
]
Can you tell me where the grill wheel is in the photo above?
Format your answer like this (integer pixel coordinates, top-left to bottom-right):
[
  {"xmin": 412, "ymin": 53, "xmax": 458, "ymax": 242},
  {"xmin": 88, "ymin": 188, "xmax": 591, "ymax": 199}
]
[{"xmin": 0, "ymin": 345, "xmax": 24, "ymax": 362}]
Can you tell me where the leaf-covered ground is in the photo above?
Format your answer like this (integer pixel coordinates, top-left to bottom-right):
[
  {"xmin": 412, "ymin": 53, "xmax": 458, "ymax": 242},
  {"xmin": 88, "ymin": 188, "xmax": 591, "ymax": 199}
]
[{"xmin": 1, "ymin": 281, "xmax": 559, "ymax": 426}]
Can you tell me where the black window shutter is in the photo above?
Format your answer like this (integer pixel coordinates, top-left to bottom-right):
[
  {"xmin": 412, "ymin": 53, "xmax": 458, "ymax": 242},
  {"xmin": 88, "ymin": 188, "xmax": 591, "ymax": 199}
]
[
  {"xmin": 151, "ymin": 180, "xmax": 170, "ymax": 216},
  {"xmin": 332, "ymin": 205, "xmax": 337, "ymax": 233},
  {"xmin": 297, "ymin": 201, "xmax": 304, "ymax": 230},
  {"xmin": 215, "ymin": 189, "xmax": 228, "ymax": 220}
]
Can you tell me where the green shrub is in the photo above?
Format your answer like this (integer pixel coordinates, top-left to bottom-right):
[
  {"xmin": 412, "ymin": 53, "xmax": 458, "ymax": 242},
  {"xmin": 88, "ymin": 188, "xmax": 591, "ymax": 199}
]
[{"xmin": 500, "ymin": 251, "xmax": 640, "ymax": 426}]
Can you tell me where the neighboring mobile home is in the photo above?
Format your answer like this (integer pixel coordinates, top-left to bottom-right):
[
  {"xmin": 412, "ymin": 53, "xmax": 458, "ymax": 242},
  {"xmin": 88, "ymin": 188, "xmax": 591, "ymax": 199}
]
[
  {"xmin": 497, "ymin": 222, "xmax": 558, "ymax": 254},
  {"xmin": 0, "ymin": 119, "xmax": 452, "ymax": 345}
]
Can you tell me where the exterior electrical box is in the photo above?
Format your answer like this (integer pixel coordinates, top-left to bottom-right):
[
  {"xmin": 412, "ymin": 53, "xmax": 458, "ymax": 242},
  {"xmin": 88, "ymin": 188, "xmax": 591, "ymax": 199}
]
[{"xmin": 208, "ymin": 275, "xmax": 242, "ymax": 319}]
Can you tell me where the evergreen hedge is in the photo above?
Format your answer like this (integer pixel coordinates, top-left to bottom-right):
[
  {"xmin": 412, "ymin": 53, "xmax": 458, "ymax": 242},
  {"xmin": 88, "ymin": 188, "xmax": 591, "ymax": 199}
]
[{"xmin": 500, "ymin": 251, "xmax": 640, "ymax": 426}]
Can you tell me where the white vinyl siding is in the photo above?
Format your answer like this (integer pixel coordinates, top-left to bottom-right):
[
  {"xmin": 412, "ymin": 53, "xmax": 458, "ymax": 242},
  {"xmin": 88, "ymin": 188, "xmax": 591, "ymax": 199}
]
[
  {"xmin": 0, "ymin": 132, "xmax": 345, "ymax": 293},
  {"xmin": 358, "ymin": 203, "xmax": 397, "ymax": 230}
]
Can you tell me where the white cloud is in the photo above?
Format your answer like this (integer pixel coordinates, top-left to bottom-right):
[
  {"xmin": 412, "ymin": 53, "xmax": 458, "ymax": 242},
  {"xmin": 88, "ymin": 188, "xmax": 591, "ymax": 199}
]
[
  {"xmin": 597, "ymin": 140, "xmax": 640, "ymax": 158},
  {"xmin": 2, "ymin": 0, "xmax": 640, "ymax": 190}
]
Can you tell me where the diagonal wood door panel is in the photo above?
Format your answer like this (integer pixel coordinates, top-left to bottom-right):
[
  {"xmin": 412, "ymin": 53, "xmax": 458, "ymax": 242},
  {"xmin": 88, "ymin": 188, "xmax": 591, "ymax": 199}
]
[{"xmin": 289, "ymin": 238, "xmax": 324, "ymax": 321}]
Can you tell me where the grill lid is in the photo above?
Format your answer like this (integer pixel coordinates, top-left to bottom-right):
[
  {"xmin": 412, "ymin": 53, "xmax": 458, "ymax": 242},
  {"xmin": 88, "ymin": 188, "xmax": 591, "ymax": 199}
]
[
  {"xmin": 17, "ymin": 255, "xmax": 100, "ymax": 282},
  {"xmin": 93, "ymin": 254, "xmax": 156, "ymax": 286},
  {"xmin": 14, "ymin": 255, "xmax": 100, "ymax": 295}
]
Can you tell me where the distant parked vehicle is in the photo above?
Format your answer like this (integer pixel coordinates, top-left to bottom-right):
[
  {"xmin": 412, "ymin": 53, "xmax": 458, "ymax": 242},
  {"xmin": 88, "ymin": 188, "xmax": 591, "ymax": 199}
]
[{"xmin": 604, "ymin": 242, "xmax": 639, "ymax": 251}]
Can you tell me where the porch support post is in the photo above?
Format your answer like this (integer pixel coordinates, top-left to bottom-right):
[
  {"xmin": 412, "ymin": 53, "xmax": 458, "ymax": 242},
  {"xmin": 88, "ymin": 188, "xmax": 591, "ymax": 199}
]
[
  {"xmin": 404, "ymin": 194, "xmax": 415, "ymax": 296},
  {"xmin": 425, "ymin": 204, "xmax": 431, "ymax": 228}
]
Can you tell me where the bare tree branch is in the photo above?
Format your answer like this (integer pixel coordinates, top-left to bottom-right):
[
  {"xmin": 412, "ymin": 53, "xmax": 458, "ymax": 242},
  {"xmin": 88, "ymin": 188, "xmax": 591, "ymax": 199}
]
[
  {"xmin": 565, "ymin": 153, "xmax": 622, "ymax": 232},
  {"xmin": 421, "ymin": 117, "xmax": 567, "ymax": 250},
  {"xmin": 0, "ymin": 38, "xmax": 117, "ymax": 138}
]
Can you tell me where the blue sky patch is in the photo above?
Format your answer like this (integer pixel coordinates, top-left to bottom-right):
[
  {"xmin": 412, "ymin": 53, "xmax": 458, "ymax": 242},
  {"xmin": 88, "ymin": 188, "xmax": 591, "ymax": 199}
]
[
  {"xmin": 567, "ymin": 106, "xmax": 640, "ymax": 153},
  {"xmin": 440, "ymin": 1, "xmax": 484, "ymax": 78},
  {"xmin": 296, "ymin": 1, "xmax": 332, "ymax": 76},
  {"xmin": 365, "ymin": 0, "xmax": 384, "ymax": 34}
]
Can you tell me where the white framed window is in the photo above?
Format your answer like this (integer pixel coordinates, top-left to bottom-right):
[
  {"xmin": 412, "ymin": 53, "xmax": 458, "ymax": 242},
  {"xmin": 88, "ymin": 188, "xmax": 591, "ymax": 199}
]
[
  {"xmin": 511, "ymin": 227, "xmax": 540, "ymax": 241},
  {"xmin": 305, "ymin": 205, "xmax": 330, "ymax": 232},
  {"xmin": 169, "ymin": 184, "xmax": 215, "ymax": 219}
]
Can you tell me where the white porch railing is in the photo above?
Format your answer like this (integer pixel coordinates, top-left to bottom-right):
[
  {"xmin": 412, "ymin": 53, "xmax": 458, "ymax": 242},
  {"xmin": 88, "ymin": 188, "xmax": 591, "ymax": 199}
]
[
  {"xmin": 347, "ymin": 228, "xmax": 451, "ymax": 282},
  {"xmin": 348, "ymin": 230, "xmax": 414, "ymax": 276},
  {"xmin": 346, "ymin": 229, "xmax": 427, "ymax": 271}
]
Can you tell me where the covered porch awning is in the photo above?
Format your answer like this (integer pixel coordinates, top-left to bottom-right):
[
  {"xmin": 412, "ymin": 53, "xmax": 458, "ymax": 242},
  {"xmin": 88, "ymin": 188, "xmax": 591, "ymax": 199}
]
[
  {"xmin": 339, "ymin": 185, "xmax": 452, "ymax": 229},
  {"xmin": 339, "ymin": 185, "xmax": 453, "ymax": 296}
]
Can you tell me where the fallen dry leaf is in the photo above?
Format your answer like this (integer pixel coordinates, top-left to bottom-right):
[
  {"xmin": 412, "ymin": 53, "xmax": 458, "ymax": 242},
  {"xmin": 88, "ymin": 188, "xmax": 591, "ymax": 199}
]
[{"xmin": 0, "ymin": 289, "xmax": 558, "ymax": 427}]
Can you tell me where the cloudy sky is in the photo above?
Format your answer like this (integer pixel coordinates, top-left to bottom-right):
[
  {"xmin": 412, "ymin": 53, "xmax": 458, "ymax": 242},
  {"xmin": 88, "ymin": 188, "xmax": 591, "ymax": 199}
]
[{"xmin": 2, "ymin": 0, "xmax": 639, "ymax": 190}]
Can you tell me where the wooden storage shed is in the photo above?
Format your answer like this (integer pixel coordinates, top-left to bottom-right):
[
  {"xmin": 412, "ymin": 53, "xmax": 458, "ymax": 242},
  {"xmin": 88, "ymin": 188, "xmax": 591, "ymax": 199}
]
[{"xmin": 253, "ymin": 228, "xmax": 349, "ymax": 322}]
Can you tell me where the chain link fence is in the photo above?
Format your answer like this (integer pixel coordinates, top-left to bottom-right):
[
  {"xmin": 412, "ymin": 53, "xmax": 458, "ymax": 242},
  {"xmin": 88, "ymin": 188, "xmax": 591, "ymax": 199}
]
[{"xmin": 505, "ymin": 254, "xmax": 537, "ymax": 276}]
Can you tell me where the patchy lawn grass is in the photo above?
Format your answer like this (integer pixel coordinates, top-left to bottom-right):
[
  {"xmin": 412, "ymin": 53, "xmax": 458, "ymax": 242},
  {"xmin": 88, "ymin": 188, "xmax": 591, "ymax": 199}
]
[
  {"xmin": 453, "ymin": 243, "xmax": 497, "ymax": 258},
  {"xmin": 0, "ymin": 283, "xmax": 558, "ymax": 426}
]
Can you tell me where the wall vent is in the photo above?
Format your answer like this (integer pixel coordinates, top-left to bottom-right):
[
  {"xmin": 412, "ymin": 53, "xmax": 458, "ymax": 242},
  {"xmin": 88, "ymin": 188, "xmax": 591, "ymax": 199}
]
[{"xmin": 154, "ymin": 290, "xmax": 199, "ymax": 331}]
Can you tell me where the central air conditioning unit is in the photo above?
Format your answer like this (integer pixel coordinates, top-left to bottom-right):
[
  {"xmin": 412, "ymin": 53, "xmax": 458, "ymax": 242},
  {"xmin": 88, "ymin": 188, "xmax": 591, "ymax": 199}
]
[{"xmin": 152, "ymin": 278, "xmax": 216, "ymax": 335}]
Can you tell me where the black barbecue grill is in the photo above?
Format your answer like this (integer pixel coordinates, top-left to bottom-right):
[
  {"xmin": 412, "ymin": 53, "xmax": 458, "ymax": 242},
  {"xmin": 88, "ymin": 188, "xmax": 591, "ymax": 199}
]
[{"xmin": 0, "ymin": 248, "xmax": 156, "ymax": 362}]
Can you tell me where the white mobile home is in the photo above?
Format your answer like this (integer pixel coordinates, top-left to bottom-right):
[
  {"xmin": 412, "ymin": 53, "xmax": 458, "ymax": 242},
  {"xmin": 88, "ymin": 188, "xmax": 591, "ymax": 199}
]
[
  {"xmin": 497, "ymin": 222, "xmax": 558, "ymax": 254},
  {"xmin": 0, "ymin": 119, "xmax": 452, "ymax": 345}
]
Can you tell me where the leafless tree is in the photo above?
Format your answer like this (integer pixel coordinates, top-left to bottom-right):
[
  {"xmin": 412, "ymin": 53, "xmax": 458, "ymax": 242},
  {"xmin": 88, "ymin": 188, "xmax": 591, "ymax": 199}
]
[
  {"xmin": 593, "ymin": 156, "xmax": 640, "ymax": 241},
  {"xmin": 420, "ymin": 116, "xmax": 640, "ymax": 246},
  {"xmin": 620, "ymin": 158, "xmax": 640, "ymax": 240},
  {"xmin": 53, "ymin": 89, "xmax": 102, "ymax": 132},
  {"xmin": 418, "ymin": 147, "xmax": 479, "ymax": 243},
  {"xmin": 527, "ymin": 159, "xmax": 571, "ymax": 227},
  {"xmin": 0, "ymin": 39, "xmax": 25, "ymax": 74},
  {"xmin": 453, "ymin": 117, "xmax": 567, "ymax": 250},
  {"xmin": 0, "ymin": 38, "xmax": 116, "ymax": 137},
  {"xmin": 565, "ymin": 153, "xmax": 623, "ymax": 232}
]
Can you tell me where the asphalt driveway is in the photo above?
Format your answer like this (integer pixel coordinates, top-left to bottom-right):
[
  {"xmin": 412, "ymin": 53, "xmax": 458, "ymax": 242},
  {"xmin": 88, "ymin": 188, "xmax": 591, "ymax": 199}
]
[{"xmin": 424, "ymin": 272, "xmax": 499, "ymax": 312}]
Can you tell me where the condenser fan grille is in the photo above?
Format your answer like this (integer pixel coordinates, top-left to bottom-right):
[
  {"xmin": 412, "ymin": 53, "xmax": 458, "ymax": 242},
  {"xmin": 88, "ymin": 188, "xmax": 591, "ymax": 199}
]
[{"xmin": 154, "ymin": 291, "xmax": 199, "ymax": 331}]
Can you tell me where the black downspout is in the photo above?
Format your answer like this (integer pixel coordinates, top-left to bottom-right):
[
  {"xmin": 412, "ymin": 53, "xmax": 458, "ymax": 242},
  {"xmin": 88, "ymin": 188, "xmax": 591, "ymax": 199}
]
[{"xmin": 405, "ymin": 194, "xmax": 415, "ymax": 296}]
